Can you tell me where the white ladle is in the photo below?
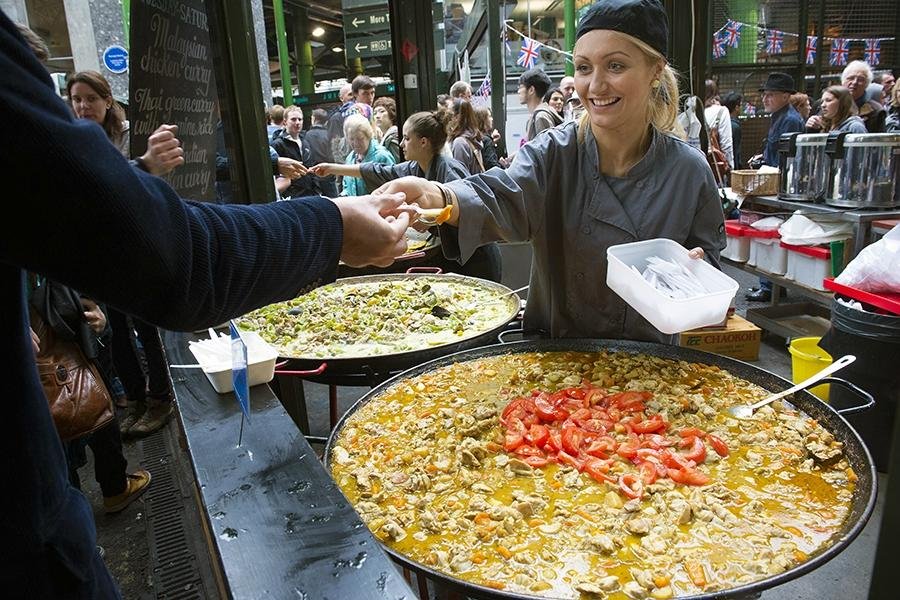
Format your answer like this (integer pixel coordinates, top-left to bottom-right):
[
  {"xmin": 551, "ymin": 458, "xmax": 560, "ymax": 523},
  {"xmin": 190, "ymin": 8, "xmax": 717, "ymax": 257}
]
[{"xmin": 727, "ymin": 354, "xmax": 856, "ymax": 419}]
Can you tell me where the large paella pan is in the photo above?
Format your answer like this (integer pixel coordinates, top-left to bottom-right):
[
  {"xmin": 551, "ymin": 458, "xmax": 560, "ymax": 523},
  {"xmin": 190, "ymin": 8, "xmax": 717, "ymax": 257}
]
[
  {"xmin": 236, "ymin": 273, "xmax": 521, "ymax": 375},
  {"xmin": 326, "ymin": 339, "xmax": 876, "ymax": 600}
]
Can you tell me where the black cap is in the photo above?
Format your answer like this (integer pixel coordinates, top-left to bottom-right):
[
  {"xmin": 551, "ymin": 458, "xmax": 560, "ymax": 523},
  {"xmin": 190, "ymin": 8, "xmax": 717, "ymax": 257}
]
[
  {"xmin": 759, "ymin": 72, "xmax": 796, "ymax": 93},
  {"xmin": 576, "ymin": 0, "xmax": 668, "ymax": 59}
]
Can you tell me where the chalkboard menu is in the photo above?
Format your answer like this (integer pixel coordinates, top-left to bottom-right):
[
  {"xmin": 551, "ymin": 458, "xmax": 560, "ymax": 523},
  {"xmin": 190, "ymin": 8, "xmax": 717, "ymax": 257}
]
[{"xmin": 130, "ymin": 0, "xmax": 218, "ymax": 201}]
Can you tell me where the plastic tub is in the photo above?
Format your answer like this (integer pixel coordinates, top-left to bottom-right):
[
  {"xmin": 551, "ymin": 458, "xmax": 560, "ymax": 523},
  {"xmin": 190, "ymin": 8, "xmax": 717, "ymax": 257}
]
[
  {"xmin": 188, "ymin": 331, "xmax": 278, "ymax": 394},
  {"xmin": 606, "ymin": 238, "xmax": 739, "ymax": 334},
  {"xmin": 788, "ymin": 337, "xmax": 831, "ymax": 401},
  {"xmin": 723, "ymin": 220, "xmax": 751, "ymax": 262},
  {"xmin": 746, "ymin": 229, "xmax": 787, "ymax": 274},
  {"xmin": 782, "ymin": 242, "xmax": 831, "ymax": 290}
]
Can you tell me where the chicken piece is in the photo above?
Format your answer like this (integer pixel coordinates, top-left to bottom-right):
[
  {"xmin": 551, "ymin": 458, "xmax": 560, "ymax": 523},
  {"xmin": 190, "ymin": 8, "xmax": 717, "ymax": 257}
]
[
  {"xmin": 459, "ymin": 449, "xmax": 481, "ymax": 468},
  {"xmin": 588, "ymin": 534, "xmax": 617, "ymax": 554},
  {"xmin": 623, "ymin": 580, "xmax": 649, "ymax": 599},
  {"xmin": 331, "ymin": 446, "xmax": 351, "ymax": 465},
  {"xmin": 508, "ymin": 458, "xmax": 534, "ymax": 476},
  {"xmin": 625, "ymin": 517, "xmax": 652, "ymax": 536},
  {"xmin": 381, "ymin": 520, "xmax": 407, "ymax": 542}
]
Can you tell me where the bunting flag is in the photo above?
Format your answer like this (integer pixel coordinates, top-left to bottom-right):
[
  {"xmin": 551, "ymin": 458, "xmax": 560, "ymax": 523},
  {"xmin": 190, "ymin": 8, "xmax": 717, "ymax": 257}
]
[
  {"xmin": 517, "ymin": 37, "xmax": 540, "ymax": 69},
  {"xmin": 712, "ymin": 33, "xmax": 726, "ymax": 59},
  {"xmin": 805, "ymin": 36, "xmax": 817, "ymax": 65},
  {"xmin": 830, "ymin": 38, "xmax": 849, "ymax": 66},
  {"xmin": 864, "ymin": 39, "xmax": 881, "ymax": 65},
  {"xmin": 724, "ymin": 19, "xmax": 743, "ymax": 48},
  {"xmin": 765, "ymin": 29, "xmax": 784, "ymax": 54},
  {"xmin": 475, "ymin": 74, "xmax": 491, "ymax": 99}
]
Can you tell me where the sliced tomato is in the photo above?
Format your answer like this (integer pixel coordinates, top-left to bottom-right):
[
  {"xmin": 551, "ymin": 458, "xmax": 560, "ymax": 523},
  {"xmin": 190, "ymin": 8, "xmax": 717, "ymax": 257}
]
[
  {"xmin": 584, "ymin": 457, "xmax": 616, "ymax": 483},
  {"xmin": 514, "ymin": 444, "xmax": 544, "ymax": 457},
  {"xmin": 534, "ymin": 393, "xmax": 567, "ymax": 422},
  {"xmin": 681, "ymin": 436, "xmax": 708, "ymax": 464},
  {"xmin": 679, "ymin": 427, "xmax": 706, "ymax": 438},
  {"xmin": 503, "ymin": 431, "xmax": 524, "ymax": 452},
  {"xmin": 563, "ymin": 387, "xmax": 587, "ymax": 400},
  {"xmin": 561, "ymin": 426, "xmax": 584, "ymax": 456},
  {"xmin": 569, "ymin": 408, "xmax": 593, "ymax": 426},
  {"xmin": 660, "ymin": 449, "xmax": 696, "ymax": 470},
  {"xmin": 667, "ymin": 467, "xmax": 710, "ymax": 486},
  {"xmin": 616, "ymin": 439, "xmax": 640, "ymax": 460},
  {"xmin": 557, "ymin": 450, "xmax": 584, "ymax": 471},
  {"xmin": 636, "ymin": 448, "xmax": 661, "ymax": 462},
  {"xmin": 632, "ymin": 414, "xmax": 668, "ymax": 434},
  {"xmin": 707, "ymin": 434, "xmax": 730, "ymax": 457},
  {"xmin": 618, "ymin": 473, "xmax": 644, "ymax": 499},
  {"xmin": 610, "ymin": 391, "xmax": 652, "ymax": 410},
  {"xmin": 526, "ymin": 424, "xmax": 550, "ymax": 448},
  {"xmin": 500, "ymin": 397, "xmax": 525, "ymax": 424},
  {"xmin": 638, "ymin": 461, "xmax": 659, "ymax": 485},
  {"xmin": 545, "ymin": 430, "xmax": 563, "ymax": 453},
  {"xmin": 523, "ymin": 456, "xmax": 549, "ymax": 468},
  {"xmin": 580, "ymin": 418, "xmax": 608, "ymax": 434},
  {"xmin": 585, "ymin": 436, "xmax": 617, "ymax": 458},
  {"xmin": 643, "ymin": 434, "xmax": 675, "ymax": 449},
  {"xmin": 584, "ymin": 388, "xmax": 607, "ymax": 407}
]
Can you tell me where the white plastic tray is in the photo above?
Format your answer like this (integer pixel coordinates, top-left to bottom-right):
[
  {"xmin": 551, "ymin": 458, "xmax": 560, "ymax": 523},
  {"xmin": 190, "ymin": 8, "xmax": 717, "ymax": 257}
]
[
  {"xmin": 607, "ymin": 238, "xmax": 739, "ymax": 334},
  {"xmin": 187, "ymin": 331, "xmax": 278, "ymax": 394}
]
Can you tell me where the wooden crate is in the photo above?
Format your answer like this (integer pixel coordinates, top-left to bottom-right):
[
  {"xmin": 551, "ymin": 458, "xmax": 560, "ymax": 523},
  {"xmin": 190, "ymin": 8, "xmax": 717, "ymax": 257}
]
[{"xmin": 732, "ymin": 169, "xmax": 779, "ymax": 196}]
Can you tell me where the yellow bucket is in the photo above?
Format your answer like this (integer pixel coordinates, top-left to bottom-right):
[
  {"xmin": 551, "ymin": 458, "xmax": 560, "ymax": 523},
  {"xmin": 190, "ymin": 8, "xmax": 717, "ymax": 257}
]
[{"xmin": 788, "ymin": 337, "xmax": 832, "ymax": 401}]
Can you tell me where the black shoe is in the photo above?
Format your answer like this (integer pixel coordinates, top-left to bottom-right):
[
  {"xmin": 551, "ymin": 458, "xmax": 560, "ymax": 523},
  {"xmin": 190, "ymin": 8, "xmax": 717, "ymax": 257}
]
[{"xmin": 745, "ymin": 288, "xmax": 772, "ymax": 302}]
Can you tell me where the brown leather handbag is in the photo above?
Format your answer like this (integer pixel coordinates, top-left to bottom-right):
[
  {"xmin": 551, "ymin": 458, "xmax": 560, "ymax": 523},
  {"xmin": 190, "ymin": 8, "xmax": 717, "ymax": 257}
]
[
  {"xmin": 706, "ymin": 112, "xmax": 732, "ymax": 185},
  {"xmin": 31, "ymin": 309, "xmax": 114, "ymax": 442}
]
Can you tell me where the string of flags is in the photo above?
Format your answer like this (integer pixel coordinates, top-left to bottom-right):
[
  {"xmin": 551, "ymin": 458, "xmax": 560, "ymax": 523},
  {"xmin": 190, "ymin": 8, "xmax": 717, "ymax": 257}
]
[
  {"xmin": 712, "ymin": 18, "xmax": 893, "ymax": 67},
  {"xmin": 504, "ymin": 22, "xmax": 574, "ymax": 70}
]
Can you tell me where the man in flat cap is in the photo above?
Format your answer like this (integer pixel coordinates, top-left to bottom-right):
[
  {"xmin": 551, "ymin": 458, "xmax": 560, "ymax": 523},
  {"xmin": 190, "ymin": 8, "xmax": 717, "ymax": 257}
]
[{"xmin": 746, "ymin": 72, "xmax": 804, "ymax": 302}]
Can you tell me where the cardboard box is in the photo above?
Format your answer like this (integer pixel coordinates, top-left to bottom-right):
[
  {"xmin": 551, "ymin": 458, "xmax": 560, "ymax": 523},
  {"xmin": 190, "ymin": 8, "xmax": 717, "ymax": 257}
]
[{"xmin": 678, "ymin": 314, "xmax": 761, "ymax": 361}]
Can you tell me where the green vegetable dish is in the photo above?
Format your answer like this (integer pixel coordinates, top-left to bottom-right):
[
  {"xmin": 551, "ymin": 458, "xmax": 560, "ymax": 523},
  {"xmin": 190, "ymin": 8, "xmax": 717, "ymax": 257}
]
[{"xmin": 237, "ymin": 276, "xmax": 518, "ymax": 359}]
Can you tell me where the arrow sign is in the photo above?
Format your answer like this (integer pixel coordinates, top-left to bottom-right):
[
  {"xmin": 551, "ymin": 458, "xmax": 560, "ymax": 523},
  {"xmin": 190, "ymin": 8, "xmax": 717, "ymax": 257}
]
[
  {"xmin": 345, "ymin": 35, "xmax": 391, "ymax": 58},
  {"xmin": 342, "ymin": 9, "xmax": 390, "ymax": 33}
]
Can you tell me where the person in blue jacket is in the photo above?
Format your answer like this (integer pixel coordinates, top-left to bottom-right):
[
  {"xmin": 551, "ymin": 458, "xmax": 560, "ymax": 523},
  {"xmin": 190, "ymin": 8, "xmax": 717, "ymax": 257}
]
[
  {"xmin": 745, "ymin": 72, "xmax": 804, "ymax": 302},
  {"xmin": 1, "ymin": 14, "xmax": 410, "ymax": 598}
]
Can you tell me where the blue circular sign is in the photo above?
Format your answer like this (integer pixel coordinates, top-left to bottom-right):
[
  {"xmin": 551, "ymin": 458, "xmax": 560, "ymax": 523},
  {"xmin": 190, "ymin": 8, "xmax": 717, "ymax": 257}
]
[{"xmin": 103, "ymin": 45, "xmax": 128, "ymax": 74}]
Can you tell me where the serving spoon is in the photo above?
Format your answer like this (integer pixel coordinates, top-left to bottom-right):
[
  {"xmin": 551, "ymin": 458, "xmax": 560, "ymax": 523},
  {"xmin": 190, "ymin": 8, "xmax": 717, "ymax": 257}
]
[{"xmin": 727, "ymin": 354, "xmax": 856, "ymax": 419}]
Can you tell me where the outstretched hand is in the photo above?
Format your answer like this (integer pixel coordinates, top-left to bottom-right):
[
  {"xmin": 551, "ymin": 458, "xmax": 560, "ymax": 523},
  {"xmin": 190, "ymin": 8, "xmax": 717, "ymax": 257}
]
[
  {"xmin": 309, "ymin": 163, "xmax": 335, "ymax": 177},
  {"xmin": 332, "ymin": 193, "xmax": 413, "ymax": 267},
  {"xmin": 278, "ymin": 157, "xmax": 308, "ymax": 179},
  {"xmin": 373, "ymin": 176, "xmax": 444, "ymax": 211}
]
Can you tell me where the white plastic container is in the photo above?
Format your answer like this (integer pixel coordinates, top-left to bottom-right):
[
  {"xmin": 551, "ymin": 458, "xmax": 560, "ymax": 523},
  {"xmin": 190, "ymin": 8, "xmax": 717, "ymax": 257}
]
[
  {"xmin": 188, "ymin": 331, "xmax": 278, "ymax": 394},
  {"xmin": 722, "ymin": 220, "xmax": 751, "ymax": 262},
  {"xmin": 747, "ymin": 228, "xmax": 788, "ymax": 275},
  {"xmin": 606, "ymin": 238, "xmax": 739, "ymax": 334},
  {"xmin": 782, "ymin": 242, "xmax": 831, "ymax": 291}
]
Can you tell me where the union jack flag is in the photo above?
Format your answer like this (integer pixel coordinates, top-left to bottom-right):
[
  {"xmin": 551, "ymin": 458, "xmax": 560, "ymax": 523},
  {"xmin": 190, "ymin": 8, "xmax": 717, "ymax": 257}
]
[
  {"xmin": 517, "ymin": 37, "xmax": 540, "ymax": 69},
  {"xmin": 864, "ymin": 39, "xmax": 881, "ymax": 65},
  {"xmin": 830, "ymin": 38, "xmax": 849, "ymax": 66},
  {"xmin": 712, "ymin": 33, "xmax": 726, "ymax": 59},
  {"xmin": 475, "ymin": 74, "xmax": 491, "ymax": 99},
  {"xmin": 765, "ymin": 29, "xmax": 784, "ymax": 54},
  {"xmin": 805, "ymin": 36, "xmax": 817, "ymax": 65},
  {"xmin": 724, "ymin": 19, "xmax": 742, "ymax": 48}
]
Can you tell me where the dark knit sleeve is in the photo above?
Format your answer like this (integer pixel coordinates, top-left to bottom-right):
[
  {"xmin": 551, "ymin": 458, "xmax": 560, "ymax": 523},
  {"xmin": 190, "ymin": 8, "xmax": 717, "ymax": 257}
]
[{"xmin": 0, "ymin": 15, "xmax": 342, "ymax": 331}]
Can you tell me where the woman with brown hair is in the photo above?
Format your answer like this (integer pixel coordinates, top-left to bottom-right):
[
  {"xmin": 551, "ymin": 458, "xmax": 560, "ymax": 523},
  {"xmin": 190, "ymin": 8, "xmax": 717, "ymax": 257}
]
[
  {"xmin": 448, "ymin": 98, "xmax": 485, "ymax": 174},
  {"xmin": 67, "ymin": 70, "xmax": 129, "ymax": 154},
  {"xmin": 806, "ymin": 85, "xmax": 867, "ymax": 134},
  {"xmin": 373, "ymin": 96, "xmax": 401, "ymax": 162}
]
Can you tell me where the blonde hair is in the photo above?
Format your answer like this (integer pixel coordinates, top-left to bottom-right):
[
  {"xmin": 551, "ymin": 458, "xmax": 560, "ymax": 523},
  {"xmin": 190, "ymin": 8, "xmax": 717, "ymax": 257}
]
[
  {"xmin": 577, "ymin": 33, "xmax": 683, "ymax": 143},
  {"xmin": 343, "ymin": 113, "xmax": 373, "ymax": 141}
]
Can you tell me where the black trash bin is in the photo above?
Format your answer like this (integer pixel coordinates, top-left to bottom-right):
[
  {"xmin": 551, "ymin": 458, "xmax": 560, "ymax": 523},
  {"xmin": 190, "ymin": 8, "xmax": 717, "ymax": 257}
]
[{"xmin": 820, "ymin": 298, "xmax": 900, "ymax": 472}]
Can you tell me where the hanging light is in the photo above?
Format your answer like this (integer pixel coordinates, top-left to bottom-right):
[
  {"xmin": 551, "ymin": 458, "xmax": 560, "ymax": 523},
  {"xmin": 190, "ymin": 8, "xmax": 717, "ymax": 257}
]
[
  {"xmin": 312, "ymin": 26, "xmax": 325, "ymax": 38},
  {"xmin": 332, "ymin": 46, "xmax": 343, "ymax": 53}
]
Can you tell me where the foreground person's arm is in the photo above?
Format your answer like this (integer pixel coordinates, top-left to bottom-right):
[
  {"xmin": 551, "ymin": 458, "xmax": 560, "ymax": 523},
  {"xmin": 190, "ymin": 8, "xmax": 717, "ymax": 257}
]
[{"xmin": 1, "ymin": 18, "xmax": 407, "ymax": 330}]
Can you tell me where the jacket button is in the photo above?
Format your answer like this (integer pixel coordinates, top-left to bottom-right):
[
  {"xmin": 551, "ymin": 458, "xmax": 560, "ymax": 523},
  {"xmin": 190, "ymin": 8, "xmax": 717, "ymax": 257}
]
[
  {"xmin": 576, "ymin": 272, "xmax": 585, "ymax": 280},
  {"xmin": 636, "ymin": 181, "xmax": 644, "ymax": 188},
  {"xmin": 582, "ymin": 226, "xmax": 591, "ymax": 235}
]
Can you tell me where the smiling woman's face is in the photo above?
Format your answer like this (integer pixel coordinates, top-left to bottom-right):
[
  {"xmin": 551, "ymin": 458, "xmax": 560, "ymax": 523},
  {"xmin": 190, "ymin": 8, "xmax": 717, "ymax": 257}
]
[{"xmin": 573, "ymin": 30, "xmax": 660, "ymax": 133}]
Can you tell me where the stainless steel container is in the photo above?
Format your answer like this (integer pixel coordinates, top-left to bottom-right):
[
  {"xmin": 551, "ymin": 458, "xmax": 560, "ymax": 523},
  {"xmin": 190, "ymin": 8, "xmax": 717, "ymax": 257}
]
[
  {"xmin": 778, "ymin": 132, "xmax": 829, "ymax": 202},
  {"xmin": 825, "ymin": 132, "xmax": 900, "ymax": 208}
]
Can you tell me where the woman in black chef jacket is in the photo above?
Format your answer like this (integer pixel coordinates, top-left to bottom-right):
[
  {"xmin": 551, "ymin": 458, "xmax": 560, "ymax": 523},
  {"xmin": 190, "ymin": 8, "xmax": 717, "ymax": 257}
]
[{"xmin": 375, "ymin": 0, "xmax": 725, "ymax": 343}]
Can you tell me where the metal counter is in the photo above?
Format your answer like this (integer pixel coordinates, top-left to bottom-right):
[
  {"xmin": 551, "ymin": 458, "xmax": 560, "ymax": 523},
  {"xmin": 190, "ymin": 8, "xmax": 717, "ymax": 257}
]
[{"xmin": 165, "ymin": 331, "xmax": 414, "ymax": 599}]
